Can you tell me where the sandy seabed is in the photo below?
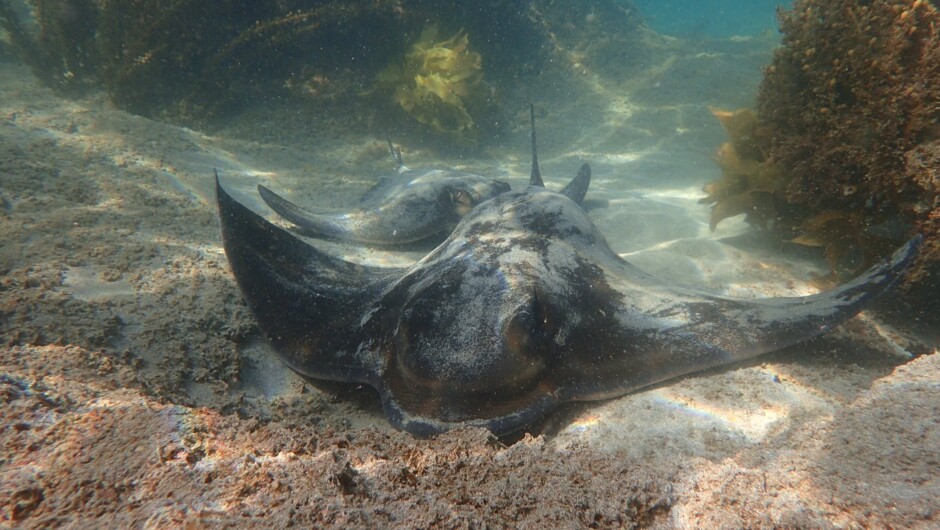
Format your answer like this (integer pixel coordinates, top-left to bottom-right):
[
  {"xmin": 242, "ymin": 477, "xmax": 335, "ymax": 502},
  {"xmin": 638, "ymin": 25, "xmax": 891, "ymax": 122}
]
[{"xmin": 1, "ymin": 34, "xmax": 939, "ymax": 529}]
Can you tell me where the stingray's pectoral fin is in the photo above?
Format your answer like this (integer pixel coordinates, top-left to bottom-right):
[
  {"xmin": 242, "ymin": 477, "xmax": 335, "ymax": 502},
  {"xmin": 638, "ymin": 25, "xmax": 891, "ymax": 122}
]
[
  {"xmin": 217, "ymin": 173, "xmax": 398, "ymax": 380},
  {"xmin": 257, "ymin": 184, "xmax": 350, "ymax": 240},
  {"xmin": 559, "ymin": 163, "xmax": 591, "ymax": 205},
  {"xmin": 716, "ymin": 234, "xmax": 923, "ymax": 359}
]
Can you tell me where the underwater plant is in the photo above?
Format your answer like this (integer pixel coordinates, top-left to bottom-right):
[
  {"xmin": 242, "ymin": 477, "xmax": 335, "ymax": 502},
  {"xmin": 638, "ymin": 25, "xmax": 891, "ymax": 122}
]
[
  {"xmin": 699, "ymin": 108, "xmax": 788, "ymax": 231},
  {"xmin": 376, "ymin": 27, "xmax": 492, "ymax": 143}
]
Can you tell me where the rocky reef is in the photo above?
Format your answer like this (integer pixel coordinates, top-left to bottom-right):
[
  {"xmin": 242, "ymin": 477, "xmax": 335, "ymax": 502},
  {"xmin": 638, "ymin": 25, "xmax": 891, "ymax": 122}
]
[
  {"xmin": 0, "ymin": 0, "xmax": 650, "ymax": 149},
  {"xmin": 705, "ymin": 0, "xmax": 939, "ymax": 298}
]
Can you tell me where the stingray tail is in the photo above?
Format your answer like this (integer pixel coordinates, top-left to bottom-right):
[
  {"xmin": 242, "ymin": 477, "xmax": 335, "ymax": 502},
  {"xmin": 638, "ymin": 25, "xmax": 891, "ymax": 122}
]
[
  {"xmin": 529, "ymin": 104, "xmax": 545, "ymax": 187},
  {"xmin": 217, "ymin": 173, "xmax": 396, "ymax": 380}
]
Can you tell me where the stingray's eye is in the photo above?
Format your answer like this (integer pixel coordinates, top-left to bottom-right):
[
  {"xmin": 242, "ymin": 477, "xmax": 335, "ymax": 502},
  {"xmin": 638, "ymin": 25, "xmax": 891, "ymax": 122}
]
[
  {"xmin": 504, "ymin": 294, "xmax": 551, "ymax": 360},
  {"xmin": 452, "ymin": 189, "xmax": 473, "ymax": 206},
  {"xmin": 452, "ymin": 189, "xmax": 476, "ymax": 215}
]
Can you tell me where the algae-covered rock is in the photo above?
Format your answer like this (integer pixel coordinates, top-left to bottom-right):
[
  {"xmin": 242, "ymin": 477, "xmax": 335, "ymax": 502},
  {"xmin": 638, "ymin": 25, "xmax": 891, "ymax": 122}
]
[
  {"xmin": 741, "ymin": 0, "xmax": 940, "ymax": 288},
  {"xmin": 4, "ymin": 0, "xmax": 651, "ymax": 150}
]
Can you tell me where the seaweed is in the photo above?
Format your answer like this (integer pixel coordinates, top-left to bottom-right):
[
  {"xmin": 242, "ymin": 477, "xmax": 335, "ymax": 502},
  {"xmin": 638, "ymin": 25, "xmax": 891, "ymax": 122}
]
[
  {"xmin": 699, "ymin": 108, "xmax": 789, "ymax": 231},
  {"xmin": 373, "ymin": 27, "xmax": 493, "ymax": 144}
]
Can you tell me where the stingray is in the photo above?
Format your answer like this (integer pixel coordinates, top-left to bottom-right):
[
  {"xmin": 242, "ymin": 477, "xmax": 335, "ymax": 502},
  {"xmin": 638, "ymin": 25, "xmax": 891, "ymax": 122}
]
[
  {"xmin": 257, "ymin": 106, "xmax": 591, "ymax": 245},
  {"xmin": 257, "ymin": 156, "xmax": 511, "ymax": 245},
  {"xmin": 216, "ymin": 169, "xmax": 921, "ymax": 436}
]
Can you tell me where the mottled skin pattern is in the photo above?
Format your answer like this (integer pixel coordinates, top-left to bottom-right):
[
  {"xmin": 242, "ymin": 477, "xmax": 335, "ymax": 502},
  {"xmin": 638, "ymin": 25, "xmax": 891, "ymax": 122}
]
[
  {"xmin": 259, "ymin": 169, "xmax": 511, "ymax": 245},
  {"xmin": 217, "ymin": 175, "xmax": 921, "ymax": 436}
]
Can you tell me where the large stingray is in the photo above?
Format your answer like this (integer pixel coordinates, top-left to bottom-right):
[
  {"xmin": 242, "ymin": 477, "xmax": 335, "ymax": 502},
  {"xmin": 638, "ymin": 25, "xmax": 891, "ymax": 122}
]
[
  {"xmin": 217, "ymin": 170, "xmax": 921, "ymax": 437},
  {"xmin": 258, "ymin": 106, "xmax": 590, "ymax": 245}
]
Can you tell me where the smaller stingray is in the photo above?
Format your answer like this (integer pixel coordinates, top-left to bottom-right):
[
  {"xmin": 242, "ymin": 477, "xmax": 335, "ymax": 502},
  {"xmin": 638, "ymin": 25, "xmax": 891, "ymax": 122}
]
[
  {"xmin": 258, "ymin": 105, "xmax": 591, "ymax": 245},
  {"xmin": 217, "ymin": 168, "xmax": 921, "ymax": 437},
  {"xmin": 258, "ymin": 156, "xmax": 509, "ymax": 245}
]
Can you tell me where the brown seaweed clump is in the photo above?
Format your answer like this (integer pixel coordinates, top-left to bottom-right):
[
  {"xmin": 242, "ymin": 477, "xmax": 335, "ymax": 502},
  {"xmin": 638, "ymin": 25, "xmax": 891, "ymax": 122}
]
[
  {"xmin": 748, "ymin": 0, "xmax": 940, "ymax": 286},
  {"xmin": 699, "ymin": 108, "xmax": 788, "ymax": 232},
  {"xmin": 374, "ymin": 27, "xmax": 493, "ymax": 144}
]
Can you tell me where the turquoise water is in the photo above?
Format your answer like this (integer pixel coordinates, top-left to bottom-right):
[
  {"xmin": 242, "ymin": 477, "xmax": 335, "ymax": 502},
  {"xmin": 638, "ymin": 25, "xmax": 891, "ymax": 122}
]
[{"xmin": 634, "ymin": 0, "xmax": 792, "ymax": 37}]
